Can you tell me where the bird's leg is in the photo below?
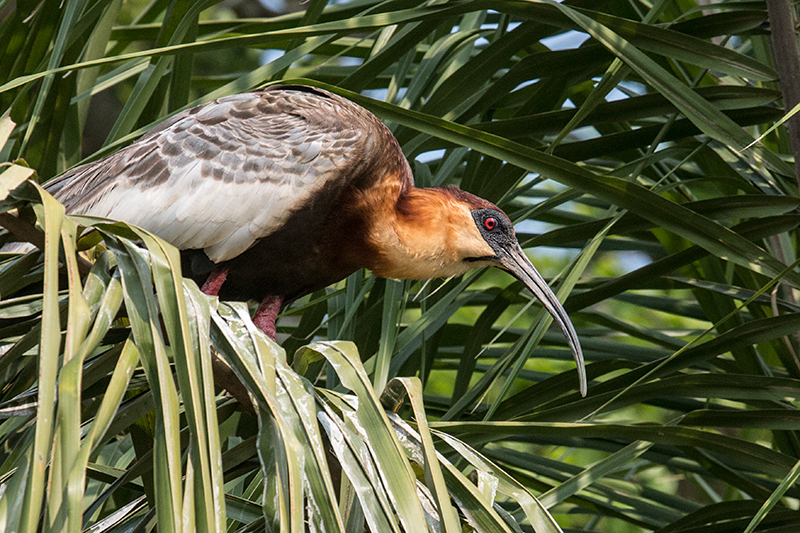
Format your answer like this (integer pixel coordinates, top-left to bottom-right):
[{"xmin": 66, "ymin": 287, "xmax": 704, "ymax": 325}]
[
  {"xmin": 198, "ymin": 264, "xmax": 255, "ymax": 414},
  {"xmin": 200, "ymin": 264, "xmax": 229, "ymax": 296},
  {"xmin": 253, "ymin": 295, "xmax": 283, "ymax": 339}
]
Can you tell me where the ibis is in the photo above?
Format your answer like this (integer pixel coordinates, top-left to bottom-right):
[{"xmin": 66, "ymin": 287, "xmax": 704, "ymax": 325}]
[{"xmin": 41, "ymin": 84, "xmax": 587, "ymax": 396}]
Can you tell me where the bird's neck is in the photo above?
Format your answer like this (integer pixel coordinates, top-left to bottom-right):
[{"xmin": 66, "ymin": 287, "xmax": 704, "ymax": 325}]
[{"xmin": 365, "ymin": 187, "xmax": 481, "ymax": 280}]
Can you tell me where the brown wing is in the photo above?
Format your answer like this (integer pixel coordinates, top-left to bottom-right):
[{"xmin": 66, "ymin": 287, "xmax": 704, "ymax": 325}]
[{"xmin": 47, "ymin": 85, "xmax": 410, "ymax": 262}]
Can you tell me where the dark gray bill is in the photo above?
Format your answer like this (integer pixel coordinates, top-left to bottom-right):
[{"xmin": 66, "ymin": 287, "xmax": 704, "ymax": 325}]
[{"xmin": 498, "ymin": 244, "xmax": 587, "ymax": 396}]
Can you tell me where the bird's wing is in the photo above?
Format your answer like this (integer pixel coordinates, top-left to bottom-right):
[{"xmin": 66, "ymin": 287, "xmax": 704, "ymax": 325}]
[{"xmin": 49, "ymin": 87, "xmax": 399, "ymax": 262}]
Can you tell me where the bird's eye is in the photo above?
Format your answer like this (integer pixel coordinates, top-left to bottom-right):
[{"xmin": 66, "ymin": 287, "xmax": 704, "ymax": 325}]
[{"xmin": 484, "ymin": 217, "xmax": 498, "ymax": 231}]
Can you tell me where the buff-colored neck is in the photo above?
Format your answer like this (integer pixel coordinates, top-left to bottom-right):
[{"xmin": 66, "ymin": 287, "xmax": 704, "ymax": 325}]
[{"xmin": 365, "ymin": 187, "xmax": 496, "ymax": 280}]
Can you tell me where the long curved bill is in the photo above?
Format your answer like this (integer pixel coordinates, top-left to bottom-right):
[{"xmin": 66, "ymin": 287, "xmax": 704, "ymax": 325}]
[{"xmin": 498, "ymin": 243, "xmax": 587, "ymax": 397}]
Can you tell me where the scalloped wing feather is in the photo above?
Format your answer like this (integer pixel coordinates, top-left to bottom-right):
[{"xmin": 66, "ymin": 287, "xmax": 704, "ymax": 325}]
[{"xmin": 48, "ymin": 87, "xmax": 390, "ymax": 262}]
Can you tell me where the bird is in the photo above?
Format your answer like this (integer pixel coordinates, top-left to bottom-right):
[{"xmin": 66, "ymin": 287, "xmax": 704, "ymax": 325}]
[{"xmin": 40, "ymin": 84, "xmax": 587, "ymax": 396}]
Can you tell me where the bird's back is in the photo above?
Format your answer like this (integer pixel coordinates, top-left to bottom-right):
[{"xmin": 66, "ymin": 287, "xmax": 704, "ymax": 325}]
[{"xmin": 47, "ymin": 85, "xmax": 410, "ymax": 265}]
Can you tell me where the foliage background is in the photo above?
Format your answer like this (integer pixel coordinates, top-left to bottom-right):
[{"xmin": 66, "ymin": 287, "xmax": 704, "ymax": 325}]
[{"xmin": 1, "ymin": 0, "xmax": 800, "ymax": 532}]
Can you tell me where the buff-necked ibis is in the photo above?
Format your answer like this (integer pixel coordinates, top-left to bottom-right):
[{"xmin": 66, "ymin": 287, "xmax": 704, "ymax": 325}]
[{"xmin": 40, "ymin": 84, "xmax": 587, "ymax": 396}]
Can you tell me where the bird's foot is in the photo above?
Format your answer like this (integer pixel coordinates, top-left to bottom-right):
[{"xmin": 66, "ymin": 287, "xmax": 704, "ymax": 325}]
[
  {"xmin": 211, "ymin": 354, "xmax": 255, "ymax": 415},
  {"xmin": 201, "ymin": 265, "xmax": 229, "ymax": 296},
  {"xmin": 253, "ymin": 295, "xmax": 283, "ymax": 340}
]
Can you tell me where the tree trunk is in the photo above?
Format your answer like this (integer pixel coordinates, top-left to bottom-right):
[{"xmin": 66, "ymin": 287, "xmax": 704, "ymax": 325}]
[{"xmin": 765, "ymin": 0, "xmax": 800, "ymax": 188}]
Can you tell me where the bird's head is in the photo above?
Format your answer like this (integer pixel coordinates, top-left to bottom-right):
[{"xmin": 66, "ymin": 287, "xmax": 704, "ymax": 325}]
[
  {"xmin": 465, "ymin": 205, "xmax": 586, "ymax": 396},
  {"xmin": 369, "ymin": 186, "xmax": 587, "ymax": 396}
]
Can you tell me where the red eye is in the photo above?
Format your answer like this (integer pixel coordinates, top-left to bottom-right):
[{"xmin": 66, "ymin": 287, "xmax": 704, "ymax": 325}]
[{"xmin": 484, "ymin": 217, "xmax": 498, "ymax": 230}]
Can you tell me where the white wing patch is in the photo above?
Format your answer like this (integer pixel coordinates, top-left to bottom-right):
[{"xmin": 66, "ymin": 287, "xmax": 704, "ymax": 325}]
[{"xmin": 80, "ymin": 168, "xmax": 326, "ymax": 261}]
